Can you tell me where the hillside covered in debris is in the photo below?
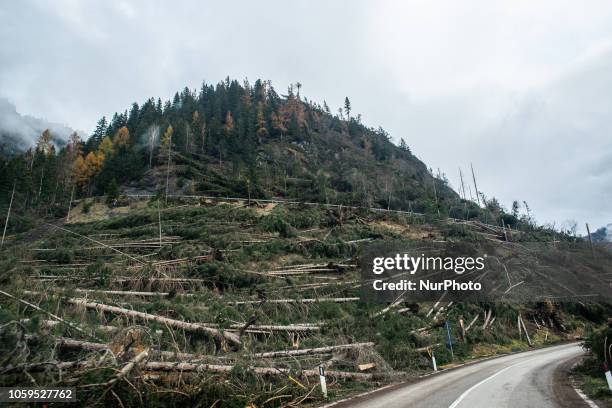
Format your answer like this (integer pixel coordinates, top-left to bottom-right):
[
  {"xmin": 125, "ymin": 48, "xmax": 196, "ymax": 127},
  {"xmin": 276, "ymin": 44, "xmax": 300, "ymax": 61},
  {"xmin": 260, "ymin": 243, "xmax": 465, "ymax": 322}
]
[
  {"xmin": 0, "ymin": 195, "xmax": 610, "ymax": 406},
  {"xmin": 0, "ymin": 78, "xmax": 610, "ymax": 406}
]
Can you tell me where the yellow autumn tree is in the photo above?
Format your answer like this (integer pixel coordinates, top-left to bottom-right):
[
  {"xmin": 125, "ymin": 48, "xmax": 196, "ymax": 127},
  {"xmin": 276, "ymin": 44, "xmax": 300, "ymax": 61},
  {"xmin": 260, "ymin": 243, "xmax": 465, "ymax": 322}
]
[
  {"xmin": 97, "ymin": 136, "xmax": 114, "ymax": 160},
  {"xmin": 114, "ymin": 126, "xmax": 130, "ymax": 147},
  {"xmin": 158, "ymin": 125, "xmax": 173, "ymax": 163},
  {"xmin": 224, "ymin": 111, "xmax": 234, "ymax": 137},
  {"xmin": 85, "ymin": 151, "xmax": 103, "ymax": 176},
  {"xmin": 36, "ymin": 129, "xmax": 54, "ymax": 155},
  {"xmin": 192, "ymin": 111, "xmax": 200, "ymax": 125},
  {"xmin": 72, "ymin": 155, "xmax": 89, "ymax": 186}
]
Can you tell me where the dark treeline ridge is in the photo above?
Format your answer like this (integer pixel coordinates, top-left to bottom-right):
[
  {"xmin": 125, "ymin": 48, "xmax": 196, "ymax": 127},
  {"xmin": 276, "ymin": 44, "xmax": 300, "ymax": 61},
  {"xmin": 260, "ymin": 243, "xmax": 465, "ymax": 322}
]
[{"xmin": 0, "ymin": 77, "xmax": 557, "ymax": 235}]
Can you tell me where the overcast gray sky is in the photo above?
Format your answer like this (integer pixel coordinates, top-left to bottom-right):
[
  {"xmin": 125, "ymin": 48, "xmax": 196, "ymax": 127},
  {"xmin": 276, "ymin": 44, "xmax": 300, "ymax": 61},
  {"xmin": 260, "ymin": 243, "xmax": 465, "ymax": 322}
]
[{"xmin": 1, "ymin": 0, "xmax": 611, "ymax": 231}]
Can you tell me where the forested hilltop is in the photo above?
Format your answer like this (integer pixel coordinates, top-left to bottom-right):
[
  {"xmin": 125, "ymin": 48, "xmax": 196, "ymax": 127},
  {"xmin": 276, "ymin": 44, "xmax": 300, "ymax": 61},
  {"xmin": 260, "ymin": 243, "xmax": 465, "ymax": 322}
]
[
  {"xmin": 1, "ymin": 77, "xmax": 539, "ymax": 230},
  {"xmin": 1, "ymin": 78, "xmax": 610, "ymax": 406}
]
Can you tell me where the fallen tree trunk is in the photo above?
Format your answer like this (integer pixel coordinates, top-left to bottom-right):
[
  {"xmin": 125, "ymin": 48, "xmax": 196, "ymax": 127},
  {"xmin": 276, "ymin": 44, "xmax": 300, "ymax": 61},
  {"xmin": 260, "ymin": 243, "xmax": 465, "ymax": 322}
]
[
  {"xmin": 252, "ymin": 342, "xmax": 375, "ymax": 358},
  {"xmin": 20, "ymin": 319, "xmax": 118, "ymax": 334},
  {"xmin": 73, "ymin": 289, "xmax": 195, "ymax": 298},
  {"xmin": 144, "ymin": 361, "xmax": 374, "ymax": 380},
  {"xmin": 481, "ymin": 309, "xmax": 493, "ymax": 330},
  {"xmin": 31, "ymin": 336, "xmax": 228, "ymax": 363},
  {"xmin": 2, "ymin": 361, "xmax": 375, "ymax": 380},
  {"xmin": 108, "ymin": 349, "xmax": 150, "ymax": 385},
  {"xmin": 229, "ymin": 323, "xmax": 319, "ymax": 333},
  {"xmin": 465, "ymin": 314, "xmax": 479, "ymax": 333},
  {"xmin": 66, "ymin": 298, "xmax": 241, "ymax": 348},
  {"xmin": 0, "ymin": 290, "xmax": 100, "ymax": 341},
  {"xmin": 373, "ymin": 296, "xmax": 405, "ymax": 317},
  {"xmin": 414, "ymin": 343, "xmax": 441, "ymax": 353},
  {"xmin": 229, "ymin": 297, "xmax": 360, "ymax": 305}
]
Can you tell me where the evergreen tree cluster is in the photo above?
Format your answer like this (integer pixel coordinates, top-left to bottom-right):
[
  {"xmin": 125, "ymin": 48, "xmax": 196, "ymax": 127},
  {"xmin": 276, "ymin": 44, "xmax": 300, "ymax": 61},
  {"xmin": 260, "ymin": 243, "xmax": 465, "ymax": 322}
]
[{"xmin": 2, "ymin": 77, "xmax": 512, "ymax": 224}]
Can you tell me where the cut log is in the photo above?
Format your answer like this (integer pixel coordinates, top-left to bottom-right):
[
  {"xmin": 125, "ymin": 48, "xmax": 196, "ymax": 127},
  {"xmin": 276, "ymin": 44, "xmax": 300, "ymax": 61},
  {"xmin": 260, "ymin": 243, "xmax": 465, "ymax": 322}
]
[
  {"xmin": 252, "ymin": 342, "xmax": 375, "ymax": 358},
  {"xmin": 358, "ymin": 363, "xmax": 376, "ymax": 371},
  {"xmin": 65, "ymin": 298, "xmax": 241, "ymax": 348}
]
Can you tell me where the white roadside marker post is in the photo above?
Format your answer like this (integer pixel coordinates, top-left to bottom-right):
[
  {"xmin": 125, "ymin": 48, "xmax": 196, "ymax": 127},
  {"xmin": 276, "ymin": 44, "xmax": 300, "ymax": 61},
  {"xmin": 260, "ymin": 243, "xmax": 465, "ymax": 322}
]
[
  {"xmin": 432, "ymin": 351, "xmax": 438, "ymax": 372},
  {"xmin": 428, "ymin": 347, "xmax": 438, "ymax": 372},
  {"xmin": 604, "ymin": 362, "xmax": 612, "ymax": 391},
  {"xmin": 319, "ymin": 366, "xmax": 328, "ymax": 398}
]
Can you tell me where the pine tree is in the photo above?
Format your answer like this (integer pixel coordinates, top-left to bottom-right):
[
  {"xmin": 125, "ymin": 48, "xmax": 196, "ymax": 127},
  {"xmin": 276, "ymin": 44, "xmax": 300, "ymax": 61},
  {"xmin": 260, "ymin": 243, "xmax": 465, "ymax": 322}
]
[
  {"xmin": 344, "ymin": 97, "xmax": 351, "ymax": 120},
  {"xmin": 92, "ymin": 117, "xmax": 108, "ymax": 147},
  {"xmin": 512, "ymin": 201, "xmax": 520, "ymax": 218},
  {"xmin": 256, "ymin": 102, "xmax": 268, "ymax": 141}
]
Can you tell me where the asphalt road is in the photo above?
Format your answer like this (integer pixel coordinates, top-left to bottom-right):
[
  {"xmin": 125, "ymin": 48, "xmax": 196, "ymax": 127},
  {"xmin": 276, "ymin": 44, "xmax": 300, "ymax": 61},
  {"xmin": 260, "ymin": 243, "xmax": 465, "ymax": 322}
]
[{"xmin": 336, "ymin": 343, "xmax": 589, "ymax": 408}]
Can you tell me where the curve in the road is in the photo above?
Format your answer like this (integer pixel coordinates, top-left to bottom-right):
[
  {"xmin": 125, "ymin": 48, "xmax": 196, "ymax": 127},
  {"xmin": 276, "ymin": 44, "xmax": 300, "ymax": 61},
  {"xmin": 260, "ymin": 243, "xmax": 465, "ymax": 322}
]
[{"xmin": 331, "ymin": 343, "xmax": 588, "ymax": 408}]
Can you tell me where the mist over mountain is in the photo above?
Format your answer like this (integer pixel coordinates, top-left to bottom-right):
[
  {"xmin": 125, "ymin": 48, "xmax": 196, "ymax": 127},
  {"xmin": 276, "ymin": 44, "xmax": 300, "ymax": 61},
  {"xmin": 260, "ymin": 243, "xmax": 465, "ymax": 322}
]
[
  {"xmin": 592, "ymin": 224, "xmax": 612, "ymax": 242},
  {"xmin": 0, "ymin": 98, "xmax": 79, "ymax": 155}
]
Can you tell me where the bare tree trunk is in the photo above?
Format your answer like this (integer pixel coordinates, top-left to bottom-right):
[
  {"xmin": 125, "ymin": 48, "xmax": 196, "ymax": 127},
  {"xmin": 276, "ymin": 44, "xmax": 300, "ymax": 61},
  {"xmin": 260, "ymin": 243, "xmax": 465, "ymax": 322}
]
[
  {"xmin": 1, "ymin": 182, "xmax": 15, "ymax": 248},
  {"xmin": 157, "ymin": 199, "xmax": 162, "ymax": 247},
  {"xmin": 165, "ymin": 136, "xmax": 172, "ymax": 204},
  {"xmin": 66, "ymin": 298, "xmax": 241, "ymax": 347},
  {"xmin": 253, "ymin": 342, "xmax": 374, "ymax": 358},
  {"xmin": 66, "ymin": 185, "xmax": 75, "ymax": 222},
  {"xmin": 107, "ymin": 349, "xmax": 150, "ymax": 385},
  {"xmin": 471, "ymin": 163, "xmax": 481, "ymax": 206},
  {"xmin": 0, "ymin": 289, "xmax": 98, "ymax": 340},
  {"xmin": 143, "ymin": 361, "xmax": 374, "ymax": 379}
]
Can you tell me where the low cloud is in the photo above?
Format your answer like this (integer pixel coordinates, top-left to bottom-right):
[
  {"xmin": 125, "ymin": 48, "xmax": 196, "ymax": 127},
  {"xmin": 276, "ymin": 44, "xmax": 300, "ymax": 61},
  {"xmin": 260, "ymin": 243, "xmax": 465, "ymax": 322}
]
[{"xmin": 0, "ymin": 98, "xmax": 80, "ymax": 152}]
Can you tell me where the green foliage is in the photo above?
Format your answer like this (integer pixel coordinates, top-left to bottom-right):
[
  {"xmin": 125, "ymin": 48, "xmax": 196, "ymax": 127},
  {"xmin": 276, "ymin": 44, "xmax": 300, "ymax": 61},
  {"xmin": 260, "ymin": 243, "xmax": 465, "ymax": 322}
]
[
  {"xmin": 193, "ymin": 261, "xmax": 260, "ymax": 290},
  {"xmin": 260, "ymin": 212, "xmax": 296, "ymax": 238},
  {"xmin": 584, "ymin": 323, "xmax": 612, "ymax": 364},
  {"xmin": 105, "ymin": 178, "xmax": 120, "ymax": 205},
  {"xmin": 82, "ymin": 200, "xmax": 93, "ymax": 214}
]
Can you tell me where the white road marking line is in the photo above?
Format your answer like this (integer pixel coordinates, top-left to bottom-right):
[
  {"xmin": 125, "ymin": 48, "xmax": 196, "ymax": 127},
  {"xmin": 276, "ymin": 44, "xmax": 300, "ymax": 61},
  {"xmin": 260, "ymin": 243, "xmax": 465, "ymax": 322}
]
[
  {"xmin": 448, "ymin": 357, "xmax": 538, "ymax": 408},
  {"xmin": 571, "ymin": 383, "xmax": 600, "ymax": 408}
]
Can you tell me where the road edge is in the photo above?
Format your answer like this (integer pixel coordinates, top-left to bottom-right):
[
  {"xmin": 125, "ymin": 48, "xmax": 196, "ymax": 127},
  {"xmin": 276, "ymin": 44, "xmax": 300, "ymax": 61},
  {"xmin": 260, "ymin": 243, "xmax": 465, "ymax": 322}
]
[{"xmin": 319, "ymin": 341, "xmax": 582, "ymax": 408}]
